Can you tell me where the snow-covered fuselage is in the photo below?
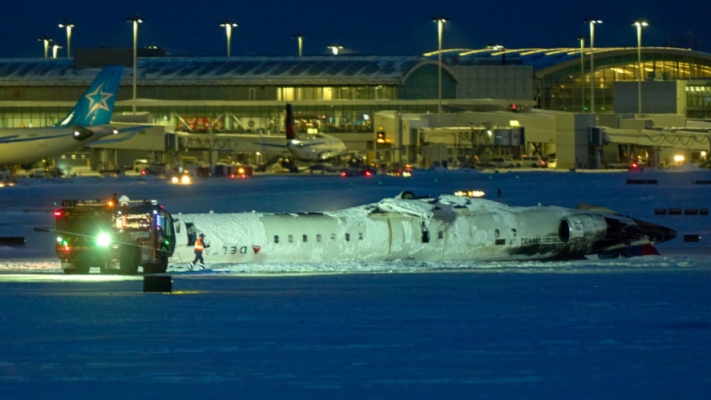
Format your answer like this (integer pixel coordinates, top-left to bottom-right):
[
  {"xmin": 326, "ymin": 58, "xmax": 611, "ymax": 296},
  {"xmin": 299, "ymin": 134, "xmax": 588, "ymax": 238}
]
[{"xmin": 169, "ymin": 194, "xmax": 676, "ymax": 265}]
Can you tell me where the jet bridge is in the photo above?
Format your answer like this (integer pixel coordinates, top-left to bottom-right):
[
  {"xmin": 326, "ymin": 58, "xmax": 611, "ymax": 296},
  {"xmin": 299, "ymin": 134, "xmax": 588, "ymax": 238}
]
[
  {"xmin": 601, "ymin": 128, "xmax": 711, "ymax": 150},
  {"xmin": 590, "ymin": 127, "xmax": 711, "ymax": 168}
]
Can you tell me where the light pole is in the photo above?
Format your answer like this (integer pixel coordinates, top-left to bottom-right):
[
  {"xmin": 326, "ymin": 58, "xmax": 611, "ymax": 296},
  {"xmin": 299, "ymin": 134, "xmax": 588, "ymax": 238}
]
[
  {"xmin": 292, "ymin": 31, "xmax": 305, "ymax": 57},
  {"xmin": 584, "ymin": 18, "xmax": 602, "ymax": 114},
  {"xmin": 327, "ymin": 44, "xmax": 343, "ymax": 55},
  {"xmin": 488, "ymin": 43, "xmax": 505, "ymax": 65},
  {"xmin": 58, "ymin": 20, "xmax": 74, "ymax": 58},
  {"xmin": 51, "ymin": 43, "xmax": 63, "ymax": 58},
  {"xmin": 220, "ymin": 20, "xmax": 238, "ymax": 57},
  {"xmin": 578, "ymin": 35, "xmax": 585, "ymax": 112},
  {"xmin": 38, "ymin": 35, "xmax": 52, "ymax": 59},
  {"xmin": 127, "ymin": 14, "xmax": 143, "ymax": 114},
  {"xmin": 432, "ymin": 14, "xmax": 448, "ymax": 125},
  {"xmin": 633, "ymin": 20, "xmax": 648, "ymax": 117}
]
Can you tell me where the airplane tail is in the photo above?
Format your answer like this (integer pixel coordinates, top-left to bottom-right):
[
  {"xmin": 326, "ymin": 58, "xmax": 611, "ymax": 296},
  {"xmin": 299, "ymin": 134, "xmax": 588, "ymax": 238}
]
[
  {"xmin": 285, "ymin": 103, "xmax": 297, "ymax": 140},
  {"xmin": 54, "ymin": 66, "xmax": 123, "ymax": 128}
]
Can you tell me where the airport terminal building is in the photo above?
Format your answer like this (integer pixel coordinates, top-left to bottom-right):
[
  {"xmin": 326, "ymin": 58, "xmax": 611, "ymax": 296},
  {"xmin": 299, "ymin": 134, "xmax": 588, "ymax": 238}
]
[{"xmin": 1, "ymin": 46, "xmax": 711, "ymax": 171}]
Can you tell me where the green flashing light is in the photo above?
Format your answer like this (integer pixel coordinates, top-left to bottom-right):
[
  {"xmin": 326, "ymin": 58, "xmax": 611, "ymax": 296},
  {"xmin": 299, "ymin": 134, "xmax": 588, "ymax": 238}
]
[{"xmin": 601, "ymin": 107, "xmax": 606, "ymax": 110}]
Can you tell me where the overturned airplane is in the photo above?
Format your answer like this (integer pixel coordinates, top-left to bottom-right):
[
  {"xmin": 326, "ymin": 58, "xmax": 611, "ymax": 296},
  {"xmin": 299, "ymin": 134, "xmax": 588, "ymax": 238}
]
[{"xmin": 170, "ymin": 191, "xmax": 676, "ymax": 266}]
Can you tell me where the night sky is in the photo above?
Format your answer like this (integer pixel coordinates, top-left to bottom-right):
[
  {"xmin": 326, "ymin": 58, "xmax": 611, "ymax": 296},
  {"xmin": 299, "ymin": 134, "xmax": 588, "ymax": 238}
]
[{"xmin": 2, "ymin": 0, "xmax": 708, "ymax": 58}]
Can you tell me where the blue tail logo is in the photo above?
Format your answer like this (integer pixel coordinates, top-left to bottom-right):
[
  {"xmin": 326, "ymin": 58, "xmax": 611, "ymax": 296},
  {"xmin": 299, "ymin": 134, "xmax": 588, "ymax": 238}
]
[{"xmin": 54, "ymin": 65, "xmax": 123, "ymax": 128}]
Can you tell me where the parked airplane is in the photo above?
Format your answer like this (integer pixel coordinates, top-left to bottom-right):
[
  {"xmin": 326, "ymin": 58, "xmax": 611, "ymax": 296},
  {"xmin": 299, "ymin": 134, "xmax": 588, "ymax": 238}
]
[
  {"xmin": 0, "ymin": 65, "xmax": 127, "ymax": 167},
  {"xmin": 169, "ymin": 191, "xmax": 676, "ymax": 266},
  {"xmin": 257, "ymin": 103, "xmax": 348, "ymax": 172}
]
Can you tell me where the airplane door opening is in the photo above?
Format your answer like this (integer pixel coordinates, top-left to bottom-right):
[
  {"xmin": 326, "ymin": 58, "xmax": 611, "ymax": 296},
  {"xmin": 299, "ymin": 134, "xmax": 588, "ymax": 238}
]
[{"xmin": 186, "ymin": 222, "xmax": 196, "ymax": 245}]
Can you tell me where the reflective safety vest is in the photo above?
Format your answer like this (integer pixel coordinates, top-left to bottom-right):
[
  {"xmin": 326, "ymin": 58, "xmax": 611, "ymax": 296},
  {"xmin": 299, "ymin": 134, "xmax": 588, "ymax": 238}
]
[{"xmin": 194, "ymin": 237, "xmax": 204, "ymax": 251}]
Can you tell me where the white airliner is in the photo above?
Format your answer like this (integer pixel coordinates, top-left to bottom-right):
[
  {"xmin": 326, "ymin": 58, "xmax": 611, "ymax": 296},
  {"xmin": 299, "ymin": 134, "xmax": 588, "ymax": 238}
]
[
  {"xmin": 0, "ymin": 66, "xmax": 126, "ymax": 167},
  {"xmin": 169, "ymin": 191, "xmax": 676, "ymax": 266},
  {"xmin": 258, "ymin": 103, "xmax": 348, "ymax": 171}
]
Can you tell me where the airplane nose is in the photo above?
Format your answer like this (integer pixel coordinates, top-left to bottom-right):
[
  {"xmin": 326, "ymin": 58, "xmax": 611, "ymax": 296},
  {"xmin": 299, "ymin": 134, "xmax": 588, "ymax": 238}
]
[{"xmin": 632, "ymin": 218, "xmax": 677, "ymax": 244}]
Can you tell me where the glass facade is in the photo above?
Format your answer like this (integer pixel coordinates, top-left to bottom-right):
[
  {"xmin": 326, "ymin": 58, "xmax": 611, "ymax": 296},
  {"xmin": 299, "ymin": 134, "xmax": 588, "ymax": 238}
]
[
  {"xmin": 4, "ymin": 51, "xmax": 710, "ymax": 133},
  {"xmin": 159, "ymin": 103, "xmax": 383, "ymax": 134},
  {"xmin": 687, "ymin": 83, "xmax": 711, "ymax": 118},
  {"xmin": 0, "ymin": 101, "xmax": 449, "ymax": 135},
  {"xmin": 125, "ymin": 102, "xmax": 450, "ymax": 134},
  {"xmin": 1, "ymin": 102, "xmax": 452, "ymax": 134},
  {"xmin": 398, "ymin": 64, "xmax": 456, "ymax": 100},
  {"xmin": 277, "ymin": 86, "xmax": 397, "ymax": 101},
  {"xmin": 537, "ymin": 51, "xmax": 711, "ymax": 113},
  {"xmin": 0, "ymin": 57, "xmax": 458, "ymax": 134},
  {"xmin": 0, "ymin": 105, "xmax": 70, "ymax": 128}
]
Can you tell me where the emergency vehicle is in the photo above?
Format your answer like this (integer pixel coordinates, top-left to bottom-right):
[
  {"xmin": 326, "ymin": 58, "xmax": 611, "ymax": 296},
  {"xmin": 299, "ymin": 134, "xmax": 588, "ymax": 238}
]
[{"xmin": 53, "ymin": 198, "xmax": 176, "ymax": 275}]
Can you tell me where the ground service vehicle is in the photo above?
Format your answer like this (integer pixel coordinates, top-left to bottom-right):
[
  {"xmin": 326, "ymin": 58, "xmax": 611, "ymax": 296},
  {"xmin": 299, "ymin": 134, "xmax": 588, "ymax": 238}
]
[
  {"xmin": 54, "ymin": 198, "xmax": 176, "ymax": 275},
  {"xmin": 514, "ymin": 155, "xmax": 547, "ymax": 168},
  {"xmin": 133, "ymin": 159, "xmax": 149, "ymax": 172},
  {"xmin": 492, "ymin": 157, "xmax": 515, "ymax": 169}
]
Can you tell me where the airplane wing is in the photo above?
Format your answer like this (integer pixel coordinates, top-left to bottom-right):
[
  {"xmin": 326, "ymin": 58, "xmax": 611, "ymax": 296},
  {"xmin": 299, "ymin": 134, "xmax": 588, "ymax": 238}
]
[
  {"xmin": 86, "ymin": 125, "xmax": 152, "ymax": 146},
  {"xmin": 115, "ymin": 125, "xmax": 153, "ymax": 134},
  {"xmin": 576, "ymin": 203, "xmax": 621, "ymax": 215},
  {"xmin": 254, "ymin": 142, "xmax": 286, "ymax": 148},
  {"xmin": 290, "ymin": 141, "xmax": 324, "ymax": 148}
]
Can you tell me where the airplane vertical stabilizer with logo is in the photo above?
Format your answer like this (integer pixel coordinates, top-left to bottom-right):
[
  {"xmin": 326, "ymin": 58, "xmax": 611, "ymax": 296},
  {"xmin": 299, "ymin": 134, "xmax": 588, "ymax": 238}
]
[
  {"xmin": 54, "ymin": 65, "xmax": 123, "ymax": 128},
  {"xmin": 285, "ymin": 103, "xmax": 297, "ymax": 140}
]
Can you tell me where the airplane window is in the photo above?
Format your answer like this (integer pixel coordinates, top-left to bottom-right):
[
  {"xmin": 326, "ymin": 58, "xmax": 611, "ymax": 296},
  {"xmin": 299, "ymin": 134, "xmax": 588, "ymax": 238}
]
[
  {"xmin": 288, "ymin": 235, "xmax": 294, "ymax": 243},
  {"xmin": 511, "ymin": 229, "xmax": 517, "ymax": 237},
  {"xmin": 438, "ymin": 231, "xmax": 443, "ymax": 239},
  {"xmin": 358, "ymin": 233, "xmax": 363, "ymax": 241},
  {"xmin": 331, "ymin": 234, "xmax": 336, "ymax": 241},
  {"xmin": 345, "ymin": 233, "xmax": 350, "ymax": 241},
  {"xmin": 494, "ymin": 229, "xmax": 500, "ymax": 238},
  {"xmin": 303, "ymin": 234, "xmax": 308, "ymax": 242},
  {"xmin": 274, "ymin": 235, "xmax": 279, "ymax": 243},
  {"xmin": 317, "ymin": 234, "xmax": 322, "ymax": 242}
]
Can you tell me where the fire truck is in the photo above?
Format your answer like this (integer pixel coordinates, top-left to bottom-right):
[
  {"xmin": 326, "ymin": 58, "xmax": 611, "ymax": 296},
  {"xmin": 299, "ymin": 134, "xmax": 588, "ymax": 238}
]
[{"xmin": 53, "ymin": 198, "xmax": 176, "ymax": 275}]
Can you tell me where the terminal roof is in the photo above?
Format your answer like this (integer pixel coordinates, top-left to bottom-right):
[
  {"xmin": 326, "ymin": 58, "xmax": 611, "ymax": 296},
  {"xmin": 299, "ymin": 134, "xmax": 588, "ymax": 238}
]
[{"xmin": 0, "ymin": 56, "xmax": 429, "ymax": 86}]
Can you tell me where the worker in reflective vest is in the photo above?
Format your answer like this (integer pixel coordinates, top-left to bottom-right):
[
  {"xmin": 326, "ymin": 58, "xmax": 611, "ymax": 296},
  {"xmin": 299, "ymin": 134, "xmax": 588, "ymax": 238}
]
[{"xmin": 189, "ymin": 233, "xmax": 209, "ymax": 270}]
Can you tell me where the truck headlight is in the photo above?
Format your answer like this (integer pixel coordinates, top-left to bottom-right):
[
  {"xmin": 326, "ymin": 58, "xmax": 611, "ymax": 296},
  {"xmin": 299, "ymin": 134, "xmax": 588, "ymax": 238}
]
[{"xmin": 96, "ymin": 232, "xmax": 112, "ymax": 247}]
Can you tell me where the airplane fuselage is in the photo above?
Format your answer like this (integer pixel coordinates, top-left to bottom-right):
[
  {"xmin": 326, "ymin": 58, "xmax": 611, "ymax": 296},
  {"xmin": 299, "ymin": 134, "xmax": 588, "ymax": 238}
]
[
  {"xmin": 169, "ymin": 195, "xmax": 673, "ymax": 266},
  {"xmin": 0, "ymin": 66, "xmax": 124, "ymax": 167},
  {"xmin": 286, "ymin": 134, "xmax": 348, "ymax": 162},
  {"xmin": 0, "ymin": 125, "xmax": 116, "ymax": 165}
]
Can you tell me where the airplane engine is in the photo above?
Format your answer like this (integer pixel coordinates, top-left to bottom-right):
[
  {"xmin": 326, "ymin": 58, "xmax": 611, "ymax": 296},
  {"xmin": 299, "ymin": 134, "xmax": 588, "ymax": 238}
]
[
  {"xmin": 558, "ymin": 214, "xmax": 607, "ymax": 244},
  {"xmin": 71, "ymin": 125, "xmax": 94, "ymax": 141}
]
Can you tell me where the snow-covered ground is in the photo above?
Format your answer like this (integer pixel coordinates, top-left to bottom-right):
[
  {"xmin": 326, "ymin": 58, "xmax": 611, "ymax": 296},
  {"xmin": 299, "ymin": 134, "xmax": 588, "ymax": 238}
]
[{"xmin": 1, "ymin": 167, "xmax": 710, "ymax": 397}]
